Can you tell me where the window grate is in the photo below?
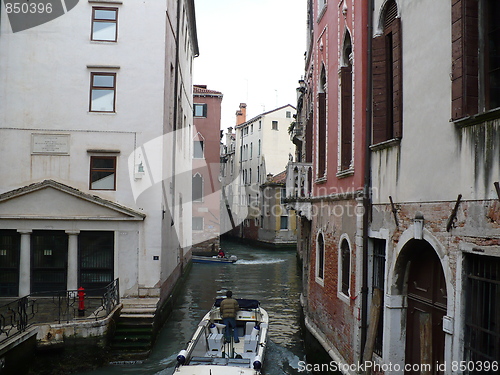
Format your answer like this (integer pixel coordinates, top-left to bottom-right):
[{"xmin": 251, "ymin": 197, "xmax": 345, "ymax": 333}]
[{"xmin": 464, "ymin": 253, "xmax": 500, "ymax": 373}]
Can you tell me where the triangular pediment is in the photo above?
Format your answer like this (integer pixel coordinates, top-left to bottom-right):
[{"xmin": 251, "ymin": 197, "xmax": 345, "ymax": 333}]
[{"xmin": 0, "ymin": 180, "xmax": 145, "ymax": 221}]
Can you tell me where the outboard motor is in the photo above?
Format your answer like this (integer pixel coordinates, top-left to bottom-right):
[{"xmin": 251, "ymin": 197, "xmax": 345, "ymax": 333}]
[{"xmin": 176, "ymin": 349, "xmax": 188, "ymax": 366}]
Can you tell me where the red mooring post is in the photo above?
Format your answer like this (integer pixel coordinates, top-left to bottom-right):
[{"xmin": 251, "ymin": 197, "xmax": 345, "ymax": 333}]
[{"xmin": 78, "ymin": 287, "xmax": 85, "ymax": 317}]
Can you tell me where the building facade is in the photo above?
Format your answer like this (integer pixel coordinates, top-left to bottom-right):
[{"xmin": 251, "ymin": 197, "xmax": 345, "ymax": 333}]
[
  {"xmin": 228, "ymin": 104, "xmax": 296, "ymax": 244},
  {"xmin": 0, "ymin": 0, "xmax": 198, "ymax": 303},
  {"xmin": 192, "ymin": 85, "xmax": 223, "ymax": 253},
  {"xmin": 367, "ymin": 0, "xmax": 500, "ymax": 372},
  {"xmin": 290, "ymin": 0, "xmax": 500, "ymax": 373}
]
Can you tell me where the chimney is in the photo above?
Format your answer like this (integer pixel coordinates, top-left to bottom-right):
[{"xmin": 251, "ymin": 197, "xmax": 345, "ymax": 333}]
[{"xmin": 235, "ymin": 103, "xmax": 247, "ymax": 126}]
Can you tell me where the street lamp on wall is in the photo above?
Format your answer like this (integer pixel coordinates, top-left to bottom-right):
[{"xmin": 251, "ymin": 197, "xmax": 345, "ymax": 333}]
[{"xmin": 414, "ymin": 211, "xmax": 424, "ymax": 240}]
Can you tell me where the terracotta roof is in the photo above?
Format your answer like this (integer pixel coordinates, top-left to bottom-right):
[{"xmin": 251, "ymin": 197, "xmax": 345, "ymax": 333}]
[
  {"xmin": 262, "ymin": 170, "xmax": 287, "ymax": 186},
  {"xmin": 194, "ymin": 85, "xmax": 223, "ymax": 97}
]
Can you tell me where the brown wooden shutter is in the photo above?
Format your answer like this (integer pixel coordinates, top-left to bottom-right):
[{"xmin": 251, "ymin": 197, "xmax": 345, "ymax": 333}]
[
  {"xmin": 372, "ymin": 35, "xmax": 387, "ymax": 144},
  {"xmin": 451, "ymin": 0, "xmax": 478, "ymax": 120},
  {"xmin": 341, "ymin": 66, "xmax": 353, "ymax": 170},
  {"xmin": 392, "ymin": 17, "xmax": 403, "ymax": 138},
  {"xmin": 318, "ymin": 92, "xmax": 327, "ymax": 177}
]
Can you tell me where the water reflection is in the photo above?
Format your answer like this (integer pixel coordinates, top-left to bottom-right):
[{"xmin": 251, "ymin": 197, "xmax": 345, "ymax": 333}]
[{"xmin": 79, "ymin": 239, "xmax": 311, "ymax": 375}]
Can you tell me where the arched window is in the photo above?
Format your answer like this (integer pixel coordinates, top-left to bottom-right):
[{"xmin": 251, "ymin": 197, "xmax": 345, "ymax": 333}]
[
  {"xmin": 340, "ymin": 31, "xmax": 353, "ymax": 171},
  {"xmin": 192, "ymin": 173, "xmax": 203, "ymax": 202},
  {"xmin": 316, "ymin": 232, "xmax": 325, "ymax": 281},
  {"xmin": 340, "ymin": 238, "xmax": 351, "ymax": 296},
  {"xmin": 317, "ymin": 64, "xmax": 327, "ymax": 178},
  {"xmin": 372, "ymin": 0, "xmax": 402, "ymax": 144}
]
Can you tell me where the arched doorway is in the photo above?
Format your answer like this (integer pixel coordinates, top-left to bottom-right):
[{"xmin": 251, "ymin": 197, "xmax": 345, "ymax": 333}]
[{"xmin": 403, "ymin": 239, "xmax": 446, "ymax": 374}]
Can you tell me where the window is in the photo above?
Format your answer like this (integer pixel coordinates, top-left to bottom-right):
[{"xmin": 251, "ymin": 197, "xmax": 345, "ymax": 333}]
[
  {"xmin": 317, "ymin": 65, "xmax": 327, "ymax": 178},
  {"xmin": 90, "ymin": 156, "xmax": 116, "ymax": 190},
  {"xmin": 193, "ymin": 141, "xmax": 204, "ymax": 159},
  {"xmin": 340, "ymin": 239, "xmax": 350, "ymax": 296},
  {"xmin": 281, "ymin": 188, "xmax": 286, "ymax": 204},
  {"xmin": 259, "ymin": 121, "xmax": 262, "ymax": 129},
  {"xmin": 194, "ymin": 103, "xmax": 207, "ymax": 117},
  {"xmin": 464, "ymin": 253, "xmax": 500, "ymax": 369},
  {"xmin": 91, "ymin": 7, "xmax": 118, "ymax": 42},
  {"xmin": 452, "ymin": 0, "xmax": 500, "ymax": 119},
  {"xmin": 250, "ymin": 143, "xmax": 253, "ymax": 159},
  {"xmin": 192, "ymin": 173, "xmax": 203, "ymax": 202},
  {"xmin": 90, "ymin": 73, "xmax": 116, "ymax": 112},
  {"xmin": 280, "ymin": 216, "xmax": 288, "ymax": 230},
  {"xmin": 340, "ymin": 33, "xmax": 353, "ymax": 171},
  {"xmin": 316, "ymin": 233, "xmax": 325, "ymax": 281},
  {"xmin": 192, "ymin": 217, "xmax": 203, "ymax": 231},
  {"xmin": 258, "ymin": 140, "xmax": 261, "ymax": 155},
  {"xmin": 286, "ymin": 111, "xmax": 292, "ymax": 118},
  {"xmin": 272, "ymin": 121, "xmax": 278, "ymax": 130},
  {"xmin": 372, "ymin": 239, "xmax": 386, "ymax": 356},
  {"xmin": 372, "ymin": 0, "xmax": 402, "ymax": 144}
]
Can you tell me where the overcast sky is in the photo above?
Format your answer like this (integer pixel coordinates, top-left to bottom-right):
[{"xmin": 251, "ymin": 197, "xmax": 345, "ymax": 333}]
[{"xmin": 193, "ymin": 0, "xmax": 307, "ymax": 130}]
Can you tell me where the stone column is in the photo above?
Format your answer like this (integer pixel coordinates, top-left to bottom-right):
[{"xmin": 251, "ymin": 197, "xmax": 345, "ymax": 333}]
[
  {"xmin": 17, "ymin": 230, "xmax": 32, "ymax": 297},
  {"xmin": 66, "ymin": 230, "xmax": 80, "ymax": 290}
]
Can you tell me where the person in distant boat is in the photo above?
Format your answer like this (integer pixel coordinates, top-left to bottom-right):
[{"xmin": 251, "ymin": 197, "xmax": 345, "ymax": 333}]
[
  {"xmin": 220, "ymin": 290, "xmax": 240, "ymax": 343},
  {"xmin": 218, "ymin": 249, "xmax": 225, "ymax": 258}
]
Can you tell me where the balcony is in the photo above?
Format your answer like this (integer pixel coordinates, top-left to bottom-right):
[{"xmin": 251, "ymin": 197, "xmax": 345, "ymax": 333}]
[{"xmin": 285, "ymin": 161, "xmax": 313, "ymax": 220}]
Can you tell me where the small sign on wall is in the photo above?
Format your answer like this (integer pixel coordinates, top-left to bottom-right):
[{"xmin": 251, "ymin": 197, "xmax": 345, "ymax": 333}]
[{"xmin": 32, "ymin": 134, "xmax": 70, "ymax": 155}]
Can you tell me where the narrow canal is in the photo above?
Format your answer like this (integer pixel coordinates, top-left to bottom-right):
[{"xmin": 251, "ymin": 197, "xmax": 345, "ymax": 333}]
[{"xmin": 79, "ymin": 239, "xmax": 312, "ymax": 375}]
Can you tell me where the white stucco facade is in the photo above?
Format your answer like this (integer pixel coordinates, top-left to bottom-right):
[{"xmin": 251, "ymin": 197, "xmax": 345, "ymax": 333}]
[{"xmin": 0, "ymin": 0, "xmax": 198, "ymax": 300}]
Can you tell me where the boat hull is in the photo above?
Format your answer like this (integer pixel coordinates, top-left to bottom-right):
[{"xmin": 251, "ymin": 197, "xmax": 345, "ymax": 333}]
[{"xmin": 192, "ymin": 255, "xmax": 237, "ymax": 264}]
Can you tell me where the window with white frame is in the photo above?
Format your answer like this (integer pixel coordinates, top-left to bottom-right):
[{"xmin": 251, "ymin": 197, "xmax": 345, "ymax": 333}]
[
  {"xmin": 192, "ymin": 217, "xmax": 203, "ymax": 231},
  {"xmin": 193, "ymin": 140, "xmax": 204, "ymax": 159},
  {"xmin": 340, "ymin": 238, "xmax": 351, "ymax": 296},
  {"xmin": 192, "ymin": 173, "xmax": 203, "ymax": 202}
]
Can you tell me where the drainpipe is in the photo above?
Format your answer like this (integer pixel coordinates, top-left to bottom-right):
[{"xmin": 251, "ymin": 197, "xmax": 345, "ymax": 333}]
[{"xmin": 361, "ymin": 0, "xmax": 374, "ymax": 360}]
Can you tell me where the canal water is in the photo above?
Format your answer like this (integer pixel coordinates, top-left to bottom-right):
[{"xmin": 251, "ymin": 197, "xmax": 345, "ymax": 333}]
[{"xmin": 79, "ymin": 239, "xmax": 312, "ymax": 375}]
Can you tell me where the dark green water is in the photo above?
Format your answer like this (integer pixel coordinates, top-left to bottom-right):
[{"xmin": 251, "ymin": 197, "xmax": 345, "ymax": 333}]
[{"xmin": 79, "ymin": 239, "xmax": 311, "ymax": 374}]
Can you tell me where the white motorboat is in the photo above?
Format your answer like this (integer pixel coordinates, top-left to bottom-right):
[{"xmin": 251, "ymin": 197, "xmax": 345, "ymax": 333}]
[
  {"xmin": 174, "ymin": 298, "xmax": 269, "ymax": 374},
  {"xmin": 192, "ymin": 255, "xmax": 238, "ymax": 264}
]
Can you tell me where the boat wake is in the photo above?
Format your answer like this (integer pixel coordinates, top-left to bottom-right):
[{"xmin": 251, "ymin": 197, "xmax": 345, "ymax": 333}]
[{"xmin": 236, "ymin": 259, "xmax": 286, "ymax": 265}]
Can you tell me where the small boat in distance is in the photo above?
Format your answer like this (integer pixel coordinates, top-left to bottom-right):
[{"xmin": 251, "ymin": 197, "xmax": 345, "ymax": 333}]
[
  {"xmin": 192, "ymin": 255, "xmax": 238, "ymax": 264},
  {"xmin": 174, "ymin": 298, "xmax": 269, "ymax": 374}
]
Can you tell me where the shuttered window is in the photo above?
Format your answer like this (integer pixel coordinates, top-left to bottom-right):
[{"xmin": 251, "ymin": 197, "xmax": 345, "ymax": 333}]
[
  {"xmin": 340, "ymin": 66, "xmax": 353, "ymax": 170},
  {"xmin": 372, "ymin": 0, "xmax": 402, "ymax": 145},
  {"xmin": 317, "ymin": 92, "xmax": 327, "ymax": 178},
  {"xmin": 452, "ymin": 0, "xmax": 500, "ymax": 120}
]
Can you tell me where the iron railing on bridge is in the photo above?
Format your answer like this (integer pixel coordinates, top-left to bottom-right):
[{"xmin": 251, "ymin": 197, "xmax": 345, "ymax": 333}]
[{"xmin": 0, "ymin": 279, "xmax": 120, "ymax": 345}]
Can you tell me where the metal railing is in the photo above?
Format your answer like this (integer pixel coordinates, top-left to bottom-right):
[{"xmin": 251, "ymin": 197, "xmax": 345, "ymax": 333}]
[{"xmin": 0, "ymin": 279, "xmax": 119, "ymax": 344}]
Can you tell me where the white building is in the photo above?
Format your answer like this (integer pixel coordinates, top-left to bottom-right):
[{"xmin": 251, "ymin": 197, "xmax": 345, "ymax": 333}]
[
  {"xmin": 0, "ymin": 0, "xmax": 198, "ymax": 301},
  {"xmin": 227, "ymin": 104, "xmax": 296, "ymax": 242}
]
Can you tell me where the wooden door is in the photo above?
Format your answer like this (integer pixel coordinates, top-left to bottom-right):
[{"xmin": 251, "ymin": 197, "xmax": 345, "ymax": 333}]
[{"xmin": 405, "ymin": 242, "xmax": 446, "ymax": 374}]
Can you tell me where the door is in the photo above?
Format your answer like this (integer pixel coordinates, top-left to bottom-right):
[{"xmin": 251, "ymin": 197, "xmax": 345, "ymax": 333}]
[
  {"xmin": 405, "ymin": 241, "xmax": 446, "ymax": 374},
  {"xmin": 31, "ymin": 231, "xmax": 68, "ymax": 293},
  {"xmin": 78, "ymin": 231, "xmax": 114, "ymax": 294},
  {"xmin": 0, "ymin": 230, "xmax": 20, "ymax": 297}
]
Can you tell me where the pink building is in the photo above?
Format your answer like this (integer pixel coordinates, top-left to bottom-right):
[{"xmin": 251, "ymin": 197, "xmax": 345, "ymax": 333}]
[
  {"xmin": 192, "ymin": 85, "xmax": 223, "ymax": 253},
  {"xmin": 288, "ymin": 0, "xmax": 369, "ymax": 367}
]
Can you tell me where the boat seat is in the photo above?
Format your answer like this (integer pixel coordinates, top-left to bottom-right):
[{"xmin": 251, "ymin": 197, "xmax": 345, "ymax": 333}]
[
  {"xmin": 207, "ymin": 332, "xmax": 224, "ymax": 352},
  {"xmin": 243, "ymin": 322, "xmax": 259, "ymax": 353}
]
